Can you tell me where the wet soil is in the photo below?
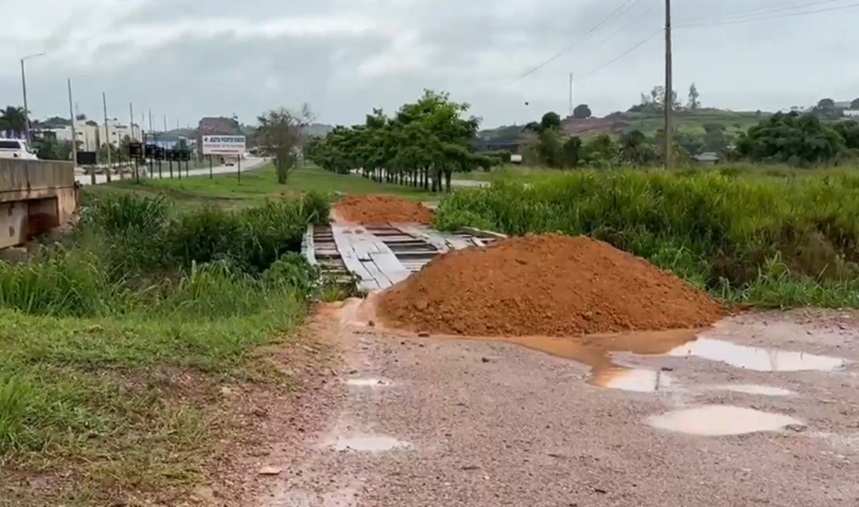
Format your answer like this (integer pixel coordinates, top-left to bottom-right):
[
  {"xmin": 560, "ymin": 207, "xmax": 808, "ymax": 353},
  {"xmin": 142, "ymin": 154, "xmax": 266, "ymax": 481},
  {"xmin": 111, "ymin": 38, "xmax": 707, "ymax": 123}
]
[{"xmin": 252, "ymin": 304, "xmax": 859, "ymax": 506}]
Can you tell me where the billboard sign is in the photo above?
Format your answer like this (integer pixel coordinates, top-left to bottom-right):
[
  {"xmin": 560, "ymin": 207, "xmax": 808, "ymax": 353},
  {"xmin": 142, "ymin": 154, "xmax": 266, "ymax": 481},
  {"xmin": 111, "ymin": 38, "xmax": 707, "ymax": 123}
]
[{"xmin": 202, "ymin": 135, "xmax": 245, "ymax": 155}]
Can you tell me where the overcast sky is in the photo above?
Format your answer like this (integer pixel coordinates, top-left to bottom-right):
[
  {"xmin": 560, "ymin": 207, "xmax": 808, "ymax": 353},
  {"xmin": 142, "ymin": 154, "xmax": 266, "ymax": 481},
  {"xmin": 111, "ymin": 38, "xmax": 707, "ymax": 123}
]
[{"xmin": 3, "ymin": 0, "xmax": 858, "ymax": 129}]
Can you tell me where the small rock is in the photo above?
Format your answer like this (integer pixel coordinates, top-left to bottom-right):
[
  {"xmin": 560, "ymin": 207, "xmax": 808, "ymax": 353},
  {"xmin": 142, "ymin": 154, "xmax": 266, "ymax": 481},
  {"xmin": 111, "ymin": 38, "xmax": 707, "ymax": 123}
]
[
  {"xmin": 461, "ymin": 465, "xmax": 480, "ymax": 471},
  {"xmin": 593, "ymin": 488, "xmax": 608, "ymax": 494},
  {"xmin": 368, "ymin": 320, "xmax": 375, "ymax": 327},
  {"xmin": 191, "ymin": 486, "xmax": 216, "ymax": 502},
  {"xmin": 417, "ymin": 331, "xmax": 430, "ymax": 338},
  {"xmin": 349, "ymin": 369, "xmax": 358, "ymax": 374},
  {"xmin": 660, "ymin": 366, "xmax": 674, "ymax": 372},
  {"xmin": 481, "ymin": 357, "xmax": 491, "ymax": 363},
  {"xmin": 258, "ymin": 466, "xmax": 282, "ymax": 476},
  {"xmin": 252, "ymin": 408, "xmax": 269, "ymax": 418},
  {"xmin": 220, "ymin": 387, "xmax": 232, "ymax": 396},
  {"xmin": 785, "ymin": 423, "xmax": 807, "ymax": 433}
]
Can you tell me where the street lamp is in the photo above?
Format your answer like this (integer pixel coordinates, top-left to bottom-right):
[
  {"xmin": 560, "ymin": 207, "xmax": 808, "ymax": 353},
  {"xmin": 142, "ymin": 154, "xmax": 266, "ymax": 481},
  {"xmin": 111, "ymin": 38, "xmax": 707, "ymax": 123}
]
[{"xmin": 20, "ymin": 52, "xmax": 46, "ymax": 140}]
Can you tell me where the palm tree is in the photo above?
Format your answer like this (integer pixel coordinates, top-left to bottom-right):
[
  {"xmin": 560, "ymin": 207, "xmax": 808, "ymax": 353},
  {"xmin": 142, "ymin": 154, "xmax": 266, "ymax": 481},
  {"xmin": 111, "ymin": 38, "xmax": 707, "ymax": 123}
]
[{"xmin": 0, "ymin": 106, "xmax": 27, "ymax": 138}]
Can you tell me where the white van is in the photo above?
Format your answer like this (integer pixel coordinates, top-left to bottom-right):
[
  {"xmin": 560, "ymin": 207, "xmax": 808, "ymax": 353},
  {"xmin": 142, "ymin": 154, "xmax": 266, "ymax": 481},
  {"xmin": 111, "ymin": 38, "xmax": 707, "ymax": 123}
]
[{"xmin": 0, "ymin": 139, "xmax": 38, "ymax": 160}]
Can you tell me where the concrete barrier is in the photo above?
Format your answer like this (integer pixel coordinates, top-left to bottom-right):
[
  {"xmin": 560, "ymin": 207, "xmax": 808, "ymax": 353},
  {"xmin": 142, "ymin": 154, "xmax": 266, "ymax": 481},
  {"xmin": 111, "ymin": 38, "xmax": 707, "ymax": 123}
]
[{"xmin": 0, "ymin": 159, "xmax": 79, "ymax": 250}]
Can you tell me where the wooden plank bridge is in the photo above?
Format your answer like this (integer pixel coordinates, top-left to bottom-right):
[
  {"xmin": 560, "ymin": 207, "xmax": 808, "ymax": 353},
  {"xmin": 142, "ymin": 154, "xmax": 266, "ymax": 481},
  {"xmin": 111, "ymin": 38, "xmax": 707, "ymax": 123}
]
[{"xmin": 303, "ymin": 223, "xmax": 505, "ymax": 292}]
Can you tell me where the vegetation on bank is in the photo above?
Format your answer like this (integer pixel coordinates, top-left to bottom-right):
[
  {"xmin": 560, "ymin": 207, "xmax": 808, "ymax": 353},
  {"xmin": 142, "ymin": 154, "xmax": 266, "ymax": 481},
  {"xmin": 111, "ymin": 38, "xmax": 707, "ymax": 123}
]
[
  {"xmin": 0, "ymin": 192, "xmax": 329, "ymax": 505},
  {"xmin": 435, "ymin": 168, "xmax": 859, "ymax": 308}
]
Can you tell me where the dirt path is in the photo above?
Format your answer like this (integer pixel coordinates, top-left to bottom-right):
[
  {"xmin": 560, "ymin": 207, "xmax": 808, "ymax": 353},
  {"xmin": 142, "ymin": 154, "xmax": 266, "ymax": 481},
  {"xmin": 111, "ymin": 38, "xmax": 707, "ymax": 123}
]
[{"xmin": 248, "ymin": 303, "xmax": 859, "ymax": 506}]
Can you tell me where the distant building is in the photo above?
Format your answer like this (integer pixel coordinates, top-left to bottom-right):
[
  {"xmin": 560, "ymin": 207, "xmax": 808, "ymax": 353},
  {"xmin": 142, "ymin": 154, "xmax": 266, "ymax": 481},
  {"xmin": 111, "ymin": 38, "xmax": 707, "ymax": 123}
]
[
  {"xmin": 692, "ymin": 152, "xmax": 720, "ymax": 165},
  {"xmin": 34, "ymin": 120, "xmax": 142, "ymax": 151},
  {"xmin": 843, "ymin": 110, "xmax": 859, "ymax": 118}
]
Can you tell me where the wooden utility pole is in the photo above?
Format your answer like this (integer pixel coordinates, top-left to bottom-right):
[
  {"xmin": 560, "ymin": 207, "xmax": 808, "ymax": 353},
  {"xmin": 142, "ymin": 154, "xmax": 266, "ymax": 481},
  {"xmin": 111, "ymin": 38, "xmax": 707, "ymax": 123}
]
[{"xmin": 664, "ymin": 0, "xmax": 673, "ymax": 170}]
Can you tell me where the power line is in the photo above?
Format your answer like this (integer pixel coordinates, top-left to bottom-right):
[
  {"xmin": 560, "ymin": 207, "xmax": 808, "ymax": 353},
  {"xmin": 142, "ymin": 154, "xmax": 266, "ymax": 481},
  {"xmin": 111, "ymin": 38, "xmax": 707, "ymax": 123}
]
[
  {"xmin": 503, "ymin": 0, "xmax": 647, "ymax": 86},
  {"xmin": 577, "ymin": 30, "xmax": 663, "ymax": 82},
  {"xmin": 682, "ymin": 0, "xmax": 847, "ymax": 24},
  {"xmin": 677, "ymin": 0, "xmax": 859, "ymax": 28}
]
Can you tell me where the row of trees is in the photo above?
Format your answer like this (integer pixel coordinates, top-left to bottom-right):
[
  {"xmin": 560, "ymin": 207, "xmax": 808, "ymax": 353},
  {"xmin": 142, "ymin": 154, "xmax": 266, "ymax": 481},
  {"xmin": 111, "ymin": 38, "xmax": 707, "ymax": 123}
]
[
  {"xmin": 526, "ymin": 110, "xmax": 859, "ymax": 169},
  {"xmin": 305, "ymin": 90, "xmax": 489, "ymax": 192}
]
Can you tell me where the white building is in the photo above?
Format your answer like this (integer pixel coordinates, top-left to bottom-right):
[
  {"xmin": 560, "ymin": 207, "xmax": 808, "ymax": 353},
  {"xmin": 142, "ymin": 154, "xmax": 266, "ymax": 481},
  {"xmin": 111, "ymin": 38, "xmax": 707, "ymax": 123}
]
[{"xmin": 42, "ymin": 120, "xmax": 143, "ymax": 151}]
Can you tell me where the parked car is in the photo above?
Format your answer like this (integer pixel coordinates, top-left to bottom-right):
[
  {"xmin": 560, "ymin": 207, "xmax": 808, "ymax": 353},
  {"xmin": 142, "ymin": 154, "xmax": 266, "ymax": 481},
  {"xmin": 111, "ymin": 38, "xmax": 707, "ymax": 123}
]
[{"xmin": 0, "ymin": 139, "xmax": 38, "ymax": 160}]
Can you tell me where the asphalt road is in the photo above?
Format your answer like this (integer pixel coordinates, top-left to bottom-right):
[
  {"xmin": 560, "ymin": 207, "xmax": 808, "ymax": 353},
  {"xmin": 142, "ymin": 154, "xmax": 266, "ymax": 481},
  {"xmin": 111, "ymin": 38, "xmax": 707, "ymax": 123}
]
[{"xmin": 75, "ymin": 157, "xmax": 268, "ymax": 186}]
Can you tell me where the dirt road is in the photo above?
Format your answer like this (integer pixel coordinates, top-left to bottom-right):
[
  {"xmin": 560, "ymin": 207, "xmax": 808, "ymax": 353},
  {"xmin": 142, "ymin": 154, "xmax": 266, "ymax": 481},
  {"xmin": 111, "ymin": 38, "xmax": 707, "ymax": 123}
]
[{"xmin": 249, "ymin": 303, "xmax": 859, "ymax": 507}]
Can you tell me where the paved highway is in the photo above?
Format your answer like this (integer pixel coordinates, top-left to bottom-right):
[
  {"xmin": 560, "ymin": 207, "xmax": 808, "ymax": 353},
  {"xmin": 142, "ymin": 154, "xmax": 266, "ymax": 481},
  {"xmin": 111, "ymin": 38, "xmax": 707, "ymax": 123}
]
[{"xmin": 75, "ymin": 157, "xmax": 268, "ymax": 186}]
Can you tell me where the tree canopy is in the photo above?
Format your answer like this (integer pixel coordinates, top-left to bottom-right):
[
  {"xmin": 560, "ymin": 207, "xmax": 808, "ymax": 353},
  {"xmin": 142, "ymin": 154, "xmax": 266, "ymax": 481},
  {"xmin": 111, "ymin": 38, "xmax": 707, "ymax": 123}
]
[
  {"xmin": 307, "ymin": 90, "xmax": 483, "ymax": 192},
  {"xmin": 572, "ymin": 104, "xmax": 592, "ymax": 119}
]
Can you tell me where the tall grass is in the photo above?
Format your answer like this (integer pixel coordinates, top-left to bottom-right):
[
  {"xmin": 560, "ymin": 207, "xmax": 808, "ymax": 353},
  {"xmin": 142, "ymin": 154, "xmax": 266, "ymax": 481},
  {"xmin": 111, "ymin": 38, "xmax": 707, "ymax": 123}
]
[
  {"xmin": 0, "ymin": 191, "xmax": 330, "ymax": 504},
  {"xmin": 435, "ymin": 168, "xmax": 859, "ymax": 307}
]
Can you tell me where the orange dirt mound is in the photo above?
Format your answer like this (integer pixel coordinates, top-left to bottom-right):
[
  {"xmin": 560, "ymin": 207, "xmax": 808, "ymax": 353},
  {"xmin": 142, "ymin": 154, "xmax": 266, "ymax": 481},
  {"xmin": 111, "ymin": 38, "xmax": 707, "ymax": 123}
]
[
  {"xmin": 376, "ymin": 234, "xmax": 724, "ymax": 337},
  {"xmin": 334, "ymin": 195, "xmax": 433, "ymax": 225}
]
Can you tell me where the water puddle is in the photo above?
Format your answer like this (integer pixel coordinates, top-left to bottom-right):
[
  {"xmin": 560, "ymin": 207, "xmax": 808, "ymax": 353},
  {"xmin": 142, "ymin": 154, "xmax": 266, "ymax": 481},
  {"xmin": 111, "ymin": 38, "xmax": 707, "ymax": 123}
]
[
  {"xmin": 591, "ymin": 366, "xmax": 675, "ymax": 393},
  {"xmin": 710, "ymin": 384, "xmax": 792, "ymax": 396},
  {"xmin": 326, "ymin": 435, "xmax": 411, "ymax": 452},
  {"xmin": 668, "ymin": 338, "xmax": 846, "ymax": 372},
  {"xmin": 344, "ymin": 378, "xmax": 391, "ymax": 387},
  {"xmin": 647, "ymin": 405, "xmax": 802, "ymax": 436}
]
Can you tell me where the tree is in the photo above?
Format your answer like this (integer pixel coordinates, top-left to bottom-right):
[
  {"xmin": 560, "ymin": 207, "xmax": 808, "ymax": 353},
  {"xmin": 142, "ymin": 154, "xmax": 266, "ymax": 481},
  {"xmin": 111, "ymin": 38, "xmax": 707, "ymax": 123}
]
[
  {"xmin": 307, "ymin": 90, "xmax": 480, "ymax": 193},
  {"xmin": 572, "ymin": 104, "xmax": 592, "ymax": 119},
  {"xmin": 687, "ymin": 83, "xmax": 700, "ymax": 110},
  {"xmin": 540, "ymin": 111, "xmax": 561, "ymax": 131},
  {"xmin": 256, "ymin": 104, "xmax": 315, "ymax": 184},
  {"xmin": 818, "ymin": 98, "xmax": 835, "ymax": 109},
  {"xmin": 0, "ymin": 106, "xmax": 27, "ymax": 138},
  {"xmin": 734, "ymin": 112, "xmax": 844, "ymax": 166},
  {"xmin": 619, "ymin": 130, "xmax": 656, "ymax": 166},
  {"xmin": 562, "ymin": 136, "xmax": 583, "ymax": 167},
  {"xmin": 851, "ymin": 98, "xmax": 859, "ymax": 110},
  {"xmin": 536, "ymin": 128, "xmax": 564, "ymax": 168}
]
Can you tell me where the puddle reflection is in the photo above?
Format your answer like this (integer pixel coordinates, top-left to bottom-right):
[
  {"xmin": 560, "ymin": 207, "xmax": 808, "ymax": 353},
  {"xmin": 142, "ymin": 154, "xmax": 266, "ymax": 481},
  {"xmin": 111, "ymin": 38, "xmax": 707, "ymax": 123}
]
[
  {"xmin": 647, "ymin": 405, "xmax": 802, "ymax": 436},
  {"xmin": 591, "ymin": 366, "xmax": 674, "ymax": 393},
  {"xmin": 668, "ymin": 338, "xmax": 846, "ymax": 372}
]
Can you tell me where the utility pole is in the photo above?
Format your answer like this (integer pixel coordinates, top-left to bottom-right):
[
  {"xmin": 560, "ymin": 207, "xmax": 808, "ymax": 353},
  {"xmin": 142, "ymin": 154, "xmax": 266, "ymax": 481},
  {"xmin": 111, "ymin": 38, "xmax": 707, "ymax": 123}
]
[
  {"xmin": 67, "ymin": 79, "xmax": 78, "ymax": 175},
  {"xmin": 664, "ymin": 0, "xmax": 674, "ymax": 171},
  {"xmin": 568, "ymin": 72, "xmax": 574, "ymax": 117},
  {"xmin": 130, "ymin": 102, "xmax": 138, "ymax": 183},
  {"xmin": 20, "ymin": 53, "xmax": 46, "ymax": 140},
  {"xmin": 102, "ymin": 92, "xmax": 112, "ymax": 182}
]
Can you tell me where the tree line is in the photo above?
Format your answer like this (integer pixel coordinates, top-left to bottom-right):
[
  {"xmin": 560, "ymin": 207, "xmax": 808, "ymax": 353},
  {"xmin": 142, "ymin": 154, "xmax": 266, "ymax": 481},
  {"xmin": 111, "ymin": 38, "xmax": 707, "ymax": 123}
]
[{"xmin": 305, "ymin": 90, "xmax": 490, "ymax": 192}]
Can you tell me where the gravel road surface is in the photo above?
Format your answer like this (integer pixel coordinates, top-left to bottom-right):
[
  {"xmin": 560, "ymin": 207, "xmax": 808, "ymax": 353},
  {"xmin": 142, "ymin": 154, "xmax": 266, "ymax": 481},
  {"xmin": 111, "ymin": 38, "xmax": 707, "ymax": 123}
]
[{"xmin": 250, "ymin": 303, "xmax": 859, "ymax": 507}]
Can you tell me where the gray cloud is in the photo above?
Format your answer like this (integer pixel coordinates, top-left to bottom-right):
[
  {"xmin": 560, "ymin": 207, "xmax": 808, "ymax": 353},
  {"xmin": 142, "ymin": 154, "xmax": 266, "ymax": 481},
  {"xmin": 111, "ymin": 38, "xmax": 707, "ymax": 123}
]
[{"xmin": 3, "ymin": 0, "xmax": 858, "ymax": 129}]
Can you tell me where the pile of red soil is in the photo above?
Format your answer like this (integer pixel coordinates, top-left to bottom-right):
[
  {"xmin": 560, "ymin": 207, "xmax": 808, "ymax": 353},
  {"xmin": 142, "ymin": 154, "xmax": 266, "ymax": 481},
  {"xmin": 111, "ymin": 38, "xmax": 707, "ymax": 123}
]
[
  {"xmin": 376, "ymin": 234, "xmax": 723, "ymax": 337},
  {"xmin": 334, "ymin": 195, "xmax": 433, "ymax": 225}
]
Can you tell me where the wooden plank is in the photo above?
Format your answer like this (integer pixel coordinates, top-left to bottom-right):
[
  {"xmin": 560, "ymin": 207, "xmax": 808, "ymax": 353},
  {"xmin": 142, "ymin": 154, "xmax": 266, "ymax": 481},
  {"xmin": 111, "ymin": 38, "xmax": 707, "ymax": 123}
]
[
  {"xmin": 472, "ymin": 237, "xmax": 487, "ymax": 248},
  {"xmin": 395, "ymin": 224, "xmax": 449, "ymax": 254},
  {"xmin": 459, "ymin": 226, "xmax": 507, "ymax": 239},
  {"xmin": 369, "ymin": 252, "xmax": 411, "ymax": 285},
  {"xmin": 331, "ymin": 224, "xmax": 379, "ymax": 291},
  {"xmin": 442, "ymin": 234, "xmax": 472, "ymax": 250},
  {"xmin": 301, "ymin": 225, "xmax": 318, "ymax": 265}
]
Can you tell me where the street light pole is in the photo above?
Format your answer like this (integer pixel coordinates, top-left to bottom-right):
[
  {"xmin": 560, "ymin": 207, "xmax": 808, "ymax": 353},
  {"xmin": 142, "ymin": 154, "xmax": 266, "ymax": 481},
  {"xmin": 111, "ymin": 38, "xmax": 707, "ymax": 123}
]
[{"xmin": 20, "ymin": 52, "xmax": 45, "ymax": 140}]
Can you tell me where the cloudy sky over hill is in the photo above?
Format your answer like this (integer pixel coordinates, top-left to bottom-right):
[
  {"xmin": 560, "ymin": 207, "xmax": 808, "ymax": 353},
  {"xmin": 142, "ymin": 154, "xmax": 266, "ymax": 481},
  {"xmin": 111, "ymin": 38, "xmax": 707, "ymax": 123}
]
[{"xmin": 3, "ymin": 0, "xmax": 858, "ymax": 128}]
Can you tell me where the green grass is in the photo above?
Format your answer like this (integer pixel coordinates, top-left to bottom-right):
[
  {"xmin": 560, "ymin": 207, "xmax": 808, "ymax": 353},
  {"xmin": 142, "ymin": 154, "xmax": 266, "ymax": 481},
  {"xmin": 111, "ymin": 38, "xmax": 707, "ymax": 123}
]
[
  {"xmin": 436, "ymin": 166, "xmax": 859, "ymax": 308},
  {"xmin": 454, "ymin": 165, "xmax": 560, "ymax": 183},
  {"xmin": 90, "ymin": 163, "xmax": 434, "ymax": 208},
  {"xmin": 0, "ymin": 192, "xmax": 330, "ymax": 505}
]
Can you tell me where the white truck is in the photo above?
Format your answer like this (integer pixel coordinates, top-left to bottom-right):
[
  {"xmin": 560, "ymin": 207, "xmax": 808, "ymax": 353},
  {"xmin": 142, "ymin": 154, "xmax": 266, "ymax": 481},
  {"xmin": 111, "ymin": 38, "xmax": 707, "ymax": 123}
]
[{"xmin": 0, "ymin": 139, "xmax": 38, "ymax": 160}]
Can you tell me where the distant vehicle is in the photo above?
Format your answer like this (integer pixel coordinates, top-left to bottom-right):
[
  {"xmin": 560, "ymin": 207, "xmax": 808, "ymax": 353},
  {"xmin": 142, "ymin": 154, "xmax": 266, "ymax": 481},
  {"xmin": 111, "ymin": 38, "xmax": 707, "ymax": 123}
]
[{"xmin": 0, "ymin": 139, "xmax": 38, "ymax": 160}]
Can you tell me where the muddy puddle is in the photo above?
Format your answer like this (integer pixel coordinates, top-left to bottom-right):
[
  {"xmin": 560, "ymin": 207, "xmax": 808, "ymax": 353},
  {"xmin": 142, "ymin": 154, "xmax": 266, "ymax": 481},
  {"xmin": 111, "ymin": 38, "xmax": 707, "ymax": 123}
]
[
  {"xmin": 326, "ymin": 435, "xmax": 411, "ymax": 452},
  {"xmin": 647, "ymin": 405, "xmax": 803, "ymax": 436},
  {"xmin": 339, "ymin": 297, "xmax": 848, "ymax": 394}
]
